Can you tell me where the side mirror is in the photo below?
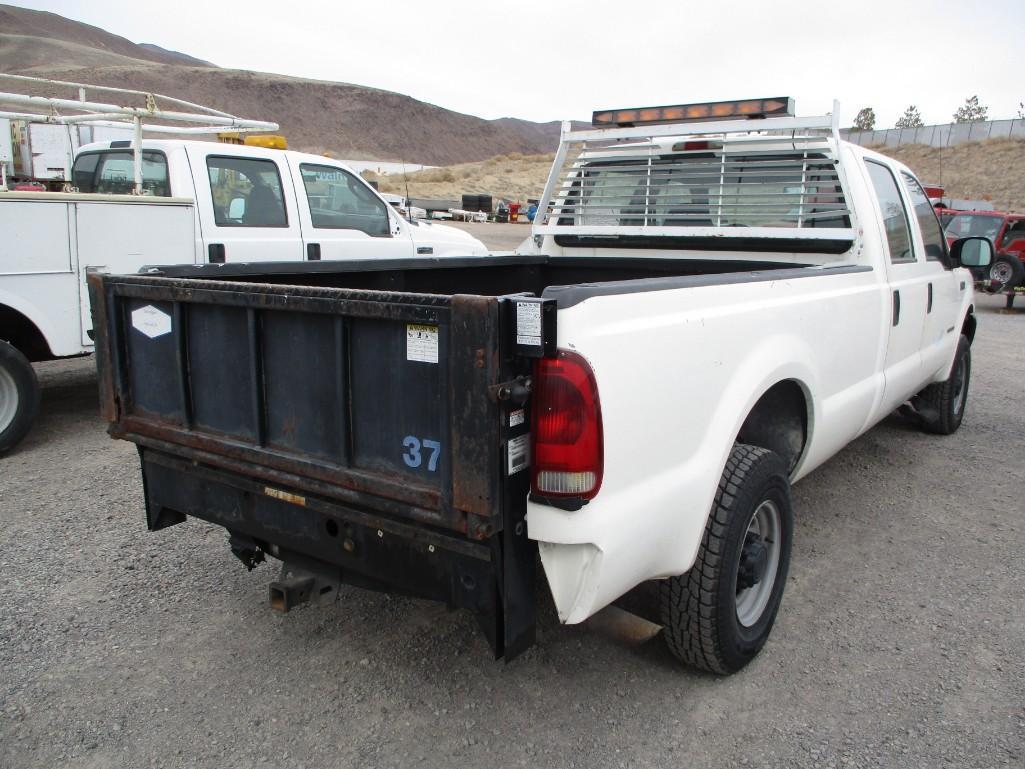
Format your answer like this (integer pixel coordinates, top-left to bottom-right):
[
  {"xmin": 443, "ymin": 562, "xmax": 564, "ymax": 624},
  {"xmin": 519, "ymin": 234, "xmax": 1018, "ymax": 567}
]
[
  {"xmin": 951, "ymin": 236, "xmax": 993, "ymax": 268},
  {"xmin": 228, "ymin": 197, "xmax": 246, "ymax": 219}
]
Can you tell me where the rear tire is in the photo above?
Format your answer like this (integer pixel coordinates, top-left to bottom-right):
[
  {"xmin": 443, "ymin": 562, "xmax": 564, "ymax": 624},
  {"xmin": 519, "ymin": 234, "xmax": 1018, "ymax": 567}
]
[
  {"xmin": 0, "ymin": 340, "xmax": 40, "ymax": 454},
  {"xmin": 989, "ymin": 255, "xmax": 1025, "ymax": 290},
  {"xmin": 913, "ymin": 334, "xmax": 970, "ymax": 435},
  {"xmin": 659, "ymin": 444, "xmax": 794, "ymax": 674}
]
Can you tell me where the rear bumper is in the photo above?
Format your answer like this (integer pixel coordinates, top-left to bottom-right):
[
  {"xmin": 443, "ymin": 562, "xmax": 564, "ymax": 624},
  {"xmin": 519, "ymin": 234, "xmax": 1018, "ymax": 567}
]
[{"xmin": 139, "ymin": 448, "xmax": 536, "ymax": 659}]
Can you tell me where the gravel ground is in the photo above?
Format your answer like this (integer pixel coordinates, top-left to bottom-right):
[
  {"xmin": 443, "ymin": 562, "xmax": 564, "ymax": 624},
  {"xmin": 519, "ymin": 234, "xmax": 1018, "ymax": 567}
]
[
  {"xmin": 443, "ymin": 220, "xmax": 532, "ymax": 251},
  {"xmin": 1, "ymin": 283, "xmax": 1023, "ymax": 768}
]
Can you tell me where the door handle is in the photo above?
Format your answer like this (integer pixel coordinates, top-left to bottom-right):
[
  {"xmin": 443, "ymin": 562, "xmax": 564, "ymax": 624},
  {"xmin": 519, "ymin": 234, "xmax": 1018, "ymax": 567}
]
[
  {"xmin": 208, "ymin": 243, "xmax": 225, "ymax": 264},
  {"xmin": 307, "ymin": 243, "xmax": 321, "ymax": 261},
  {"xmin": 892, "ymin": 289, "xmax": 900, "ymax": 326},
  {"xmin": 927, "ymin": 282, "xmax": 933, "ymax": 314}
]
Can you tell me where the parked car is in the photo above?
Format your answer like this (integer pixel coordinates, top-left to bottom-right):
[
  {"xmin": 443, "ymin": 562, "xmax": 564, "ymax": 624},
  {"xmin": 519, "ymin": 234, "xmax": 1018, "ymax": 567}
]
[
  {"xmin": 89, "ymin": 98, "xmax": 990, "ymax": 674},
  {"xmin": 937, "ymin": 208, "xmax": 1025, "ymax": 289}
]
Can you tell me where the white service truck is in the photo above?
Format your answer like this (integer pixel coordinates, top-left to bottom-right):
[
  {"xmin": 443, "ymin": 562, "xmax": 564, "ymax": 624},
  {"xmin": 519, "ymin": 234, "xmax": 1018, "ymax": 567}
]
[
  {"xmin": 88, "ymin": 98, "xmax": 992, "ymax": 673},
  {"xmin": 0, "ymin": 139, "xmax": 487, "ymax": 453}
]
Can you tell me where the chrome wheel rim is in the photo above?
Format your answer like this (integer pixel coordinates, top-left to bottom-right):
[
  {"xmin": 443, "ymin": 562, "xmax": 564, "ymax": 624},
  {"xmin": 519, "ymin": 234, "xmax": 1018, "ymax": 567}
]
[
  {"xmin": 735, "ymin": 499, "xmax": 782, "ymax": 628},
  {"xmin": 0, "ymin": 366, "xmax": 18, "ymax": 434},
  {"xmin": 991, "ymin": 262, "xmax": 1013, "ymax": 285}
]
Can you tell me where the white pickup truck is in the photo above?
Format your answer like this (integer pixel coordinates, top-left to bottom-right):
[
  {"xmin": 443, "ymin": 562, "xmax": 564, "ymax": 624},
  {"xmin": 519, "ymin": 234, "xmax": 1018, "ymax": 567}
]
[
  {"xmin": 0, "ymin": 140, "xmax": 487, "ymax": 452},
  {"xmin": 88, "ymin": 98, "xmax": 992, "ymax": 673}
]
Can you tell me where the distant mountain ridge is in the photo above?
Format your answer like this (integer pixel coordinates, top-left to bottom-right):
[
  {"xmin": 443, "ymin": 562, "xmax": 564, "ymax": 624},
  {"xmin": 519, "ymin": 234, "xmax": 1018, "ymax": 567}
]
[
  {"xmin": 0, "ymin": 3, "xmax": 576, "ymax": 165},
  {"xmin": 0, "ymin": 4, "xmax": 216, "ymax": 67},
  {"xmin": 136, "ymin": 43, "xmax": 215, "ymax": 68}
]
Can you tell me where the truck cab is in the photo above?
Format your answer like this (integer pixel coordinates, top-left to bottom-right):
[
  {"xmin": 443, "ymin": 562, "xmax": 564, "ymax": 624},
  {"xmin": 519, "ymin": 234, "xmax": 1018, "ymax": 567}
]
[{"xmin": 72, "ymin": 140, "xmax": 487, "ymax": 263}]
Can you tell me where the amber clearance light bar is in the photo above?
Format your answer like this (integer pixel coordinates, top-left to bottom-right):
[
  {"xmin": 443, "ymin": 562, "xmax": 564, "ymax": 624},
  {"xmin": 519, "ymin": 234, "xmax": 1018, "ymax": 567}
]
[{"xmin": 592, "ymin": 97, "xmax": 795, "ymax": 127}]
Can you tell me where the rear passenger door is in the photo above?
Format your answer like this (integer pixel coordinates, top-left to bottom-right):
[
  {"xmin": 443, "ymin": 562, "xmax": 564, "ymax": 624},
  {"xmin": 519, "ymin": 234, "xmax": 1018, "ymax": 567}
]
[
  {"xmin": 287, "ymin": 157, "xmax": 414, "ymax": 261},
  {"xmin": 863, "ymin": 159, "xmax": 931, "ymax": 413},
  {"xmin": 899, "ymin": 171, "xmax": 964, "ymax": 380},
  {"xmin": 186, "ymin": 146, "xmax": 304, "ymax": 263}
]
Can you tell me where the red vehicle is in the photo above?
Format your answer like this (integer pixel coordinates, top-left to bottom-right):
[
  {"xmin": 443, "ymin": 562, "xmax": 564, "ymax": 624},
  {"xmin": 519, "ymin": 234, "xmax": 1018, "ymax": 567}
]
[{"xmin": 936, "ymin": 208, "xmax": 1025, "ymax": 291}]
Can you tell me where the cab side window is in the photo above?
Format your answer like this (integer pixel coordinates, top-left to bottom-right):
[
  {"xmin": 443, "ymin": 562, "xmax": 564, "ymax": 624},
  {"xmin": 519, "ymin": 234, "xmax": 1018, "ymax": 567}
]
[
  {"xmin": 299, "ymin": 164, "xmax": 390, "ymax": 237},
  {"xmin": 206, "ymin": 156, "xmax": 288, "ymax": 228},
  {"xmin": 1000, "ymin": 221, "xmax": 1025, "ymax": 249},
  {"xmin": 901, "ymin": 172, "xmax": 950, "ymax": 267},
  {"xmin": 71, "ymin": 150, "xmax": 170, "ymax": 196},
  {"xmin": 865, "ymin": 161, "xmax": 914, "ymax": 263}
]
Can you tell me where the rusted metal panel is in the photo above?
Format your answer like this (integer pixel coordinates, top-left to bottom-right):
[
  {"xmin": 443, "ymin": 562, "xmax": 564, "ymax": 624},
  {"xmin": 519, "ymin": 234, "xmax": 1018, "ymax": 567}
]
[
  {"xmin": 449, "ymin": 294, "xmax": 502, "ymax": 526},
  {"xmin": 129, "ymin": 434, "xmax": 456, "ymax": 532},
  {"xmin": 86, "ymin": 271, "xmax": 117, "ymax": 422},
  {"xmin": 106, "ymin": 274, "xmax": 449, "ymax": 322},
  {"xmin": 117, "ymin": 419, "xmax": 449, "ymax": 522}
]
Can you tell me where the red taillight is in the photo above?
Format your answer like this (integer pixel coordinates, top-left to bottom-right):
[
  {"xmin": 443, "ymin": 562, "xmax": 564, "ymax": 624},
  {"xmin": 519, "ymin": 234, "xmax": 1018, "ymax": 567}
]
[{"xmin": 531, "ymin": 350, "xmax": 603, "ymax": 500}]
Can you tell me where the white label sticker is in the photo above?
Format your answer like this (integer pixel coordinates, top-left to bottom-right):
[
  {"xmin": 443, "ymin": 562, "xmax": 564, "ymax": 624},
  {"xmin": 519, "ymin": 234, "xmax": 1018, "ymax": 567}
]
[
  {"xmin": 507, "ymin": 433, "xmax": 530, "ymax": 475},
  {"xmin": 406, "ymin": 324, "xmax": 439, "ymax": 363},
  {"xmin": 516, "ymin": 301, "xmax": 542, "ymax": 347},
  {"xmin": 131, "ymin": 305, "xmax": 172, "ymax": 339},
  {"xmin": 509, "ymin": 409, "xmax": 525, "ymax": 428}
]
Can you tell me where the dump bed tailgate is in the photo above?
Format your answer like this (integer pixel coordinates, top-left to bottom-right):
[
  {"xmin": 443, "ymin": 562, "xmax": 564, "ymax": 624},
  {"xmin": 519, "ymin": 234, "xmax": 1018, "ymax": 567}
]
[
  {"xmin": 89, "ymin": 271, "xmax": 551, "ymax": 658},
  {"xmin": 91, "ymin": 273, "xmax": 536, "ymax": 532}
]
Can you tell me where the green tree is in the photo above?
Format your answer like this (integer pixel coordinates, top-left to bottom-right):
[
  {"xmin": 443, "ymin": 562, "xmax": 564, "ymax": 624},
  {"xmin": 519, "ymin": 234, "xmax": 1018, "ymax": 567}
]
[
  {"xmin": 895, "ymin": 105, "xmax": 924, "ymax": 128},
  {"xmin": 853, "ymin": 107, "xmax": 876, "ymax": 131},
  {"xmin": 952, "ymin": 95, "xmax": 988, "ymax": 123},
  {"xmin": 1017, "ymin": 102, "xmax": 1024, "ymax": 119}
]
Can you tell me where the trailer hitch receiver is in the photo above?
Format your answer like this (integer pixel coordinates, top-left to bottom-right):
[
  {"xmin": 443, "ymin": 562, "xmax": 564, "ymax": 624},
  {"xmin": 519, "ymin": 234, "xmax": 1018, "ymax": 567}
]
[{"xmin": 269, "ymin": 576, "xmax": 315, "ymax": 613}]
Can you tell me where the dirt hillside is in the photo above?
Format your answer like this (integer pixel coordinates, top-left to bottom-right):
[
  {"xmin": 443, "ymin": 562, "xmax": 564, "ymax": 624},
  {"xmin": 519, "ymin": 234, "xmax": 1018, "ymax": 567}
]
[
  {"xmin": 877, "ymin": 139, "xmax": 1025, "ymax": 212},
  {"xmin": 0, "ymin": 5, "xmax": 214, "ymax": 67},
  {"xmin": 377, "ymin": 140, "xmax": 1025, "ymax": 212},
  {"xmin": 0, "ymin": 4, "xmax": 574, "ymax": 165},
  {"xmin": 373, "ymin": 153, "xmax": 556, "ymax": 202}
]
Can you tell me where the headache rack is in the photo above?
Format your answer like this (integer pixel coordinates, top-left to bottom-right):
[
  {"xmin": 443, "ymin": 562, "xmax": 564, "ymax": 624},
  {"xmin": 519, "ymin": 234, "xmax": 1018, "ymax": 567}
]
[{"xmin": 534, "ymin": 104, "xmax": 857, "ymax": 244}]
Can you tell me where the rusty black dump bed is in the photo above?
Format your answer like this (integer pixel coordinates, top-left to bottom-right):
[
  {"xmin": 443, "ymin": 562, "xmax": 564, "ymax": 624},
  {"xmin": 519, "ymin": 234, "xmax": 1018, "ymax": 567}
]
[
  {"xmin": 89, "ymin": 258, "xmax": 564, "ymax": 658},
  {"xmin": 89, "ymin": 254, "xmax": 805, "ymax": 659}
]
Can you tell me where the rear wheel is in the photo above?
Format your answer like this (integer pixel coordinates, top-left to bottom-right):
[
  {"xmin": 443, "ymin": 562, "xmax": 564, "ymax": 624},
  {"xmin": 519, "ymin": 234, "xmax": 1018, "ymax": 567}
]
[
  {"xmin": 989, "ymin": 256, "xmax": 1025, "ymax": 290},
  {"xmin": 913, "ymin": 334, "xmax": 970, "ymax": 435},
  {"xmin": 0, "ymin": 340, "xmax": 40, "ymax": 454},
  {"xmin": 659, "ymin": 444, "xmax": 794, "ymax": 674}
]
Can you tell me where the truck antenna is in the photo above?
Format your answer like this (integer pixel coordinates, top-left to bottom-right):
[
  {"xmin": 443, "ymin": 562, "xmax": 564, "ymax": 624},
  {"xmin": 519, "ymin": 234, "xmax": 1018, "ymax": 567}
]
[{"xmin": 401, "ymin": 160, "xmax": 413, "ymax": 223}]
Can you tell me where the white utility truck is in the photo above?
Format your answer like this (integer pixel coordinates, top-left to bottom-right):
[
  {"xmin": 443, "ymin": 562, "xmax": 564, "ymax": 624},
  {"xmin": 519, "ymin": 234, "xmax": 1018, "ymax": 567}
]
[
  {"xmin": 89, "ymin": 98, "xmax": 991, "ymax": 673},
  {"xmin": 0, "ymin": 77, "xmax": 486, "ymax": 453}
]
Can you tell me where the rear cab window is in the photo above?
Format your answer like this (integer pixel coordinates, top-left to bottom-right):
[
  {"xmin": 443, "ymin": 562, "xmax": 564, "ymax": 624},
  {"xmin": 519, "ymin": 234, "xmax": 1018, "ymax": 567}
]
[
  {"xmin": 206, "ymin": 156, "xmax": 288, "ymax": 228},
  {"xmin": 864, "ymin": 161, "xmax": 914, "ymax": 263},
  {"xmin": 71, "ymin": 150, "xmax": 170, "ymax": 196},
  {"xmin": 538, "ymin": 132, "xmax": 856, "ymax": 256}
]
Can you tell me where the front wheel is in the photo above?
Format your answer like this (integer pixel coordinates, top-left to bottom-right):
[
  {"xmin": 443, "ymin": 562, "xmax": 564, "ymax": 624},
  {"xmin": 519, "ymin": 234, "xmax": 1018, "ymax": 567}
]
[
  {"xmin": 659, "ymin": 444, "xmax": 794, "ymax": 674},
  {"xmin": 913, "ymin": 334, "xmax": 970, "ymax": 435},
  {"xmin": 0, "ymin": 340, "xmax": 41, "ymax": 454}
]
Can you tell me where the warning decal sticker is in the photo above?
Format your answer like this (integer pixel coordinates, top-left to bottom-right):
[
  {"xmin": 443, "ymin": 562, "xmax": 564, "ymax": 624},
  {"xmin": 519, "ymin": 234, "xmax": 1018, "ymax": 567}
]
[{"xmin": 406, "ymin": 324, "xmax": 439, "ymax": 363}]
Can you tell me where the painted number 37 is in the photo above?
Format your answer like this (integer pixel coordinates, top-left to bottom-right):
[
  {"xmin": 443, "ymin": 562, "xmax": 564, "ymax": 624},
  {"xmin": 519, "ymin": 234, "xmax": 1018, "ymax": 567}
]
[{"xmin": 402, "ymin": 436, "xmax": 441, "ymax": 472}]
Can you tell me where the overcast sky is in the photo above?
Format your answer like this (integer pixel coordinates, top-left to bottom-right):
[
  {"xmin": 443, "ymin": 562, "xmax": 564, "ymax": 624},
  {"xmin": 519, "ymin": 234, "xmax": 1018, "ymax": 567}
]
[{"xmin": 11, "ymin": 0, "xmax": 1025, "ymax": 127}]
